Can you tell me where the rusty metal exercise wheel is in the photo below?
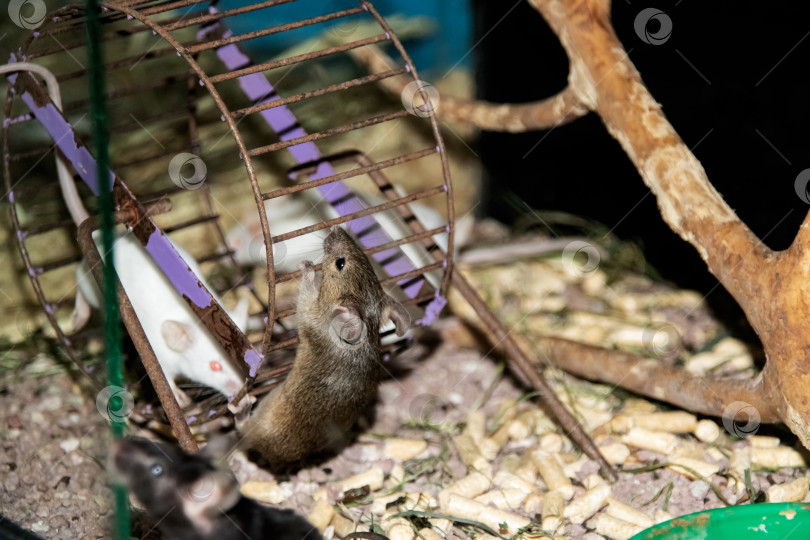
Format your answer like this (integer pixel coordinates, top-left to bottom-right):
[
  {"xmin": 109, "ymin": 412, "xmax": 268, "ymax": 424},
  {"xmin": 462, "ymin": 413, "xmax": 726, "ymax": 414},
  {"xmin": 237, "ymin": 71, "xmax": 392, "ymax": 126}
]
[{"xmin": 4, "ymin": 0, "xmax": 455, "ymax": 444}]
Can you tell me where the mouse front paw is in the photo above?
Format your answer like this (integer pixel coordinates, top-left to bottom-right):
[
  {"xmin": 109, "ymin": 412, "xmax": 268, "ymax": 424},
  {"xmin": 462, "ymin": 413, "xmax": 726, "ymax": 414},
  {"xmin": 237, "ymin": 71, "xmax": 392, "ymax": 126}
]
[
  {"xmin": 298, "ymin": 260, "xmax": 315, "ymax": 282},
  {"xmin": 227, "ymin": 393, "xmax": 256, "ymax": 418}
]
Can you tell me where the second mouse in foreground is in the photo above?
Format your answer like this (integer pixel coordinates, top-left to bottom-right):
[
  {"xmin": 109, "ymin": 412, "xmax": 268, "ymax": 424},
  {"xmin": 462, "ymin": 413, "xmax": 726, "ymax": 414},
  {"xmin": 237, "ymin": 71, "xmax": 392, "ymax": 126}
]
[
  {"xmin": 111, "ymin": 436, "xmax": 321, "ymax": 540},
  {"xmin": 241, "ymin": 226, "xmax": 411, "ymax": 466}
]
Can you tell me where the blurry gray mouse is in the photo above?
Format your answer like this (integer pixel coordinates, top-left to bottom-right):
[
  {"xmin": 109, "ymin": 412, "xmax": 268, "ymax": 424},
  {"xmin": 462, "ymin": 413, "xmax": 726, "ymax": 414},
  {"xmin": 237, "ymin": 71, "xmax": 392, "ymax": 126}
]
[
  {"xmin": 240, "ymin": 226, "xmax": 411, "ymax": 466},
  {"xmin": 111, "ymin": 436, "xmax": 321, "ymax": 540}
]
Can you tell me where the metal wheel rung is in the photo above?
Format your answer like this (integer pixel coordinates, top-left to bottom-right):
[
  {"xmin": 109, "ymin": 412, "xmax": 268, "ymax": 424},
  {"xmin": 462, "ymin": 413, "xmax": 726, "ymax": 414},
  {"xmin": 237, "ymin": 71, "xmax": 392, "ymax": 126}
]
[
  {"xmin": 161, "ymin": 0, "xmax": 298, "ymax": 32},
  {"xmin": 233, "ymin": 67, "xmax": 408, "ymax": 119},
  {"xmin": 269, "ymin": 185, "xmax": 446, "ymax": 245},
  {"xmin": 57, "ymin": 45, "xmax": 180, "ymax": 84},
  {"xmin": 197, "ymin": 251, "xmax": 232, "ymax": 264},
  {"xmin": 34, "ymin": 254, "xmax": 83, "ymax": 274},
  {"xmin": 19, "ymin": 218, "xmax": 76, "ymax": 238},
  {"xmin": 62, "ymin": 73, "xmax": 188, "ymax": 113},
  {"xmin": 380, "ymin": 261, "xmax": 444, "ymax": 287},
  {"xmin": 248, "ymin": 109, "xmax": 409, "ymax": 157},
  {"xmin": 28, "ymin": 15, "xmax": 158, "ymax": 59},
  {"xmin": 112, "ymin": 108, "xmax": 188, "ymax": 135},
  {"xmin": 162, "ymin": 214, "xmax": 220, "ymax": 234},
  {"xmin": 185, "ymin": 7, "xmax": 365, "ymax": 54},
  {"xmin": 10, "ymin": 146, "xmax": 54, "ymax": 162},
  {"xmin": 207, "ymin": 34, "xmax": 389, "ymax": 84},
  {"xmin": 116, "ymin": 146, "xmax": 193, "ymax": 170},
  {"xmin": 139, "ymin": 0, "xmax": 213, "ymax": 17},
  {"xmin": 269, "ymin": 225, "xmax": 446, "ymax": 286},
  {"xmin": 401, "ymin": 292, "xmax": 439, "ymax": 307},
  {"xmin": 265, "ymin": 147, "xmax": 437, "ymax": 200}
]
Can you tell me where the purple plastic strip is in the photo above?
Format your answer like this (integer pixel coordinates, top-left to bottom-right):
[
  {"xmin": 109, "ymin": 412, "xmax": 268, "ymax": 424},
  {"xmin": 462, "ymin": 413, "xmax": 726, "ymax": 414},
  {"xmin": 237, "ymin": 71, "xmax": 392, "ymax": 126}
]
[
  {"xmin": 203, "ymin": 20, "xmax": 426, "ymax": 299},
  {"xmin": 144, "ymin": 231, "xmax": 212, "ymax": 307},
  {"xmin": 416, "ymin": 290, "xmax": 446, "ymax": 325},
  {"xmin": 13, "ymin": 73, "xmax": 108, "ymax": 195}
]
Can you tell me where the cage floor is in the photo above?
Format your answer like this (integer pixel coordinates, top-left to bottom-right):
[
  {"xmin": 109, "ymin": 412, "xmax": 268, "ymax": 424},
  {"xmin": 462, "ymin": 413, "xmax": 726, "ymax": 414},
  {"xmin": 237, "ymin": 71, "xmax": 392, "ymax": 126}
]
[{"xmin": 2, "ymin": 250, "xmax": 808, "ymax": 539}]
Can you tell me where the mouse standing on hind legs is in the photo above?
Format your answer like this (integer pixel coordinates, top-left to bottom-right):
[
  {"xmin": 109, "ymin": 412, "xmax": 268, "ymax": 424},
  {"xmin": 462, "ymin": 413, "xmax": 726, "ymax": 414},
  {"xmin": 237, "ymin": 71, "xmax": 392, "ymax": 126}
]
[{"xmin": 240, "ymin": 226, "xmax": 411, "ymax": 465}]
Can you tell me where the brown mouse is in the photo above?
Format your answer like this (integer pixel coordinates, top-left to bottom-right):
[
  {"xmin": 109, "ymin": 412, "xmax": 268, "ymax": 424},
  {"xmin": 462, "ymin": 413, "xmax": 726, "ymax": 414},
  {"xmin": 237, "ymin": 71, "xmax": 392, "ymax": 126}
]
[{"xmin": 240, "ymin": 226, "xmax": 411, "ymax": 466}]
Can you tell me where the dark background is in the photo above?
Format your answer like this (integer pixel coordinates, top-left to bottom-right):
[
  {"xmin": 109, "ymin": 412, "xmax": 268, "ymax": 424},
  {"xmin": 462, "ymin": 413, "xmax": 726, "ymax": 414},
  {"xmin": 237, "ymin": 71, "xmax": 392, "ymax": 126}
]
[{"xmin": 474, "ymin": 1, "xmax": 810, "ymax": 325}]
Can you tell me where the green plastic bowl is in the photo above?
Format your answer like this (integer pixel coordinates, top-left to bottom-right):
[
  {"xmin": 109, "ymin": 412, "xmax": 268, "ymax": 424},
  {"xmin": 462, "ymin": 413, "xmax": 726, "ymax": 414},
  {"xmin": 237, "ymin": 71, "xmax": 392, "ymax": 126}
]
[{"xmin": 629, "ymin": 503, "xmax": 810, "ymax": 539}]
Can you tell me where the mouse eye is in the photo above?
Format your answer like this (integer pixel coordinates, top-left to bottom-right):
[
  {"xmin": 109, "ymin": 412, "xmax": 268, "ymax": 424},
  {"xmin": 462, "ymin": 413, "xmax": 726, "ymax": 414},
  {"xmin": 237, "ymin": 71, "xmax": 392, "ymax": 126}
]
[
  {"xmin": 335, "ymin": 257, "xmax": 346, "ymax": 271},
  {"xmin": 150, "ymin": 464, "xmax": 164, "ymax": 477}
]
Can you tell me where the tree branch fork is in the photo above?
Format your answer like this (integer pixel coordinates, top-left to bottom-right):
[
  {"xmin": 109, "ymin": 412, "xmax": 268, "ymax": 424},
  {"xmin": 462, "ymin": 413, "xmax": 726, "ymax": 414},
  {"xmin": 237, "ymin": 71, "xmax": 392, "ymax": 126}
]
[{"xmin": 356, "ymin": 0, "xmax": 810, "ymax": 448}]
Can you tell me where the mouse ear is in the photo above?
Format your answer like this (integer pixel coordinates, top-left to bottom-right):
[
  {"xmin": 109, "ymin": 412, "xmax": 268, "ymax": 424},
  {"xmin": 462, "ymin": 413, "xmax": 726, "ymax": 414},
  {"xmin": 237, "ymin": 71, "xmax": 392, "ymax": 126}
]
[
  {"xmin": 161, "ymin": 320, "xmax": 196, "ymax": 353},
  {"xmin": 382, "ymin": 299, "xmax": 411, "ymax": 337},
  {"xmin": 183, "ymin": 470, "xmax": 241, "ymax": 526}
]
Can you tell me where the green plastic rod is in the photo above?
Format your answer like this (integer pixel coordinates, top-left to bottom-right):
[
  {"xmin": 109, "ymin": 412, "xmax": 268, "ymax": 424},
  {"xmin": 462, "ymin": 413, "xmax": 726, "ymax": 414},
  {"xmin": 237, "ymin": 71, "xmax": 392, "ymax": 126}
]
[{"xmin": 84, "ymin": 1, "xmax": 130, "ymax": 538}]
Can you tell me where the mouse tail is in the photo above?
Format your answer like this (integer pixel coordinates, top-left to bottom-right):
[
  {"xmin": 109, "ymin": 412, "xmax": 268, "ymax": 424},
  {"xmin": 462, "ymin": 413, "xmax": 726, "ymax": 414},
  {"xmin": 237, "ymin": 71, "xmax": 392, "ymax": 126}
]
[{"xmin": 0, "ymin": 63, "xmax": 89, "ymax": 226}]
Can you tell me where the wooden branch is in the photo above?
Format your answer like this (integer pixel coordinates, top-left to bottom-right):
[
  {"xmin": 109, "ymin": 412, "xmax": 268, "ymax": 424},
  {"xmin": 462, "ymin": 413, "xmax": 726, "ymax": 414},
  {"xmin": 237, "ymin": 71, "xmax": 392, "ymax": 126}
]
[
  {"xmin": 348, "ymin": 45, "xmax": 588, "ymax": 131},
  {"xmin": 516, "ymin": 0, "xmax": 810, "ymax": 448},
  {"xmin": 438, "ymin": 88, "xmax": 588, "ymax": 132},
  {"xmin": 527, "ymin": 0, "xmax": 769, "ymax": 328},
  {"xmin": 534, "ymin": 336, "xmax": 781, "ymax": 423}
]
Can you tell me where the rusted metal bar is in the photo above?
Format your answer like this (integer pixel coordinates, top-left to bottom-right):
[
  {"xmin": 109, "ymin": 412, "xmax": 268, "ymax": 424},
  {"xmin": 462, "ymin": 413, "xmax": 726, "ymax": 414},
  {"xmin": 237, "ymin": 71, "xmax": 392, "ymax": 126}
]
[
  {"xmin": 248, "ymin": 109, "xmax": 409, "ymax": 157},
  {"xmin": 364, "ymin": 226, "xmax": 447, "ymax": 256},
  {"xmin": 33, "ymin": 254, "xmax": 82, "ymax": 274},
  {"xmin": 62, "ymin": 73, "xmax": 188, "ymax": 113},
  {"xmin": 139, "ymin": 0, "xmax": 212, "ymax": 16},
  {"xmin": 274, "ymin": 307, "xmax": 296, "ymax": 320},
  {"xmin": 116, "ymin": 146, "xmax": 192, "ymax": 170},
  {"xmin": 56, "ymin": 45, "xmax": 180, "ymax": 84},
  {"xmin": 186, "ymin": 7, "xmax": 364, "ymax": 53},
  {"xmin": 28, "ymin": 13, "xmax": 163, "ymax": 60},
  {"xmin": 77, "ymin": 217, "xmax": 198, "ymax": 453},
  {"xmin": 110, "ymin": 108, "xmax": 188, "ymax": 135},
  {"xmin": 451, "ymin": 270, "xmax": 617, "ymax": 481},
  {"xmin": 233, "ymin": 67, "xmax": 408, "ymax": 119},
  {"xmin": 207, "ymin": 34, "xmax": 389, "ymax": 84},
  {"xmin": 103, "ymin": 0, "xmax": 160, "ymax": 9},
  {"xmin": 196, "ymin": 251, "xmax": 232, "ymax": 264},
  {"xmin": 10, "ymin": 146, "xmax": 54, "ymax": 162},
  {"xmin": 380, "ymin": 261, "xmax": 444, "ymax": 286},
  {"xmin": 161, "ymin": 0, "xmax": 298, "ymax": 31},
  {"xmin": 162, "ymin": 214, "xmax": 220, "ymax": 234},
  {"xmin": 9, "ymin": 181, "xmax": 63, "ymax": 203},
  {"xmin": 401, "ymin": 292, "xmax": 437, "ymax": 307},
  {"xmin": 19, "ymin": 218, "xmax": 75, "ymax": 237},
  {"xmin": 269, "ymin": 214, "xmax": 443, "ymax": 256},
  {"xmin": 269, "ymin": 184, "xmax": 446, "ymax": 243},
  {"xmin": 276, "ymin": 147, "xmax": 437, "ymax": 199},
  {"xmin": 131, "ymin": 197, "xmax": 174, "ymax": 221}
]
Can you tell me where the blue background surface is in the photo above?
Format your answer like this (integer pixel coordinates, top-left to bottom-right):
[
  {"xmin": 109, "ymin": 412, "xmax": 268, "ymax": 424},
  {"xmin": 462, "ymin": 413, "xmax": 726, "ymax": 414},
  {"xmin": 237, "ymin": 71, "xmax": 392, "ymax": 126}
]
[{"xmin": 214, "ymin": 0, "xmax": 472, "ymax": 76}]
